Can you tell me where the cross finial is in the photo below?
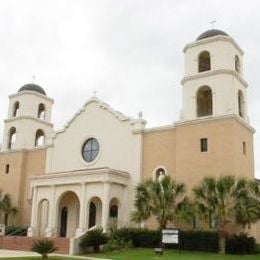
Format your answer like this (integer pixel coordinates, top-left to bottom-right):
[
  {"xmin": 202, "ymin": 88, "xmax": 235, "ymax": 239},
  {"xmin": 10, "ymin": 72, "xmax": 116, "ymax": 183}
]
[
  {"xmin": 32, "ymin": 74, "xmax": 36, "ymax": 83},
  {"xmin": 93, "ymin": 90, "xmax": 97, "ymax": 97},
  {"xmin": 210, "ymin": 20, "xmax": 216, "ymax": 29}
]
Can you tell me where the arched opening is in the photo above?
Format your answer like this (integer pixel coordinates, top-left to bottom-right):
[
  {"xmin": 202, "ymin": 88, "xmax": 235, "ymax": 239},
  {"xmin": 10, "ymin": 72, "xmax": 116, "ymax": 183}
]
[
  {"xmin": 235, "ymin": 55, "xmax": 241, "ymax": 73},
  {"xmin": 109, "ymin": 198, "xmax": 120, "ymax": 230},
  {"xmin": 238, "ymin": 90, "xmax": 244, "ymax": 118},
  {"xmin": 155, "ymin": 167, "xmax": 166, "ymax": 181},
  {"xmin": 37, "ymin": 199, "xmax": 49, "ymax": 236},
  {"xmin": 38, "ymin": 103, "xmax": 46, "ymax": 120},
  {"xmin": 35, "ymin": 129, "xmax": 45, "ymax": 147},
  {"xmin": 88, "ymin": 197, "xmax": 102, "ymax": 229},
  {"xmin": 197, "ymin": 86, "xmax": 213, "ymax": 117},
  {"xmin": 198, "ymin": 51, "xmax": 211, "ymax": 72},
  {"xmin": 8, "ymin": 127, "xmax": 16, "ymax": 150},
  {"xmin": 13, "ymin": 102, "xmax": 20, "ymax": 117},
  {"xmin": 57, "ymin": 191, "xmax": 80, "ymax": 237}
]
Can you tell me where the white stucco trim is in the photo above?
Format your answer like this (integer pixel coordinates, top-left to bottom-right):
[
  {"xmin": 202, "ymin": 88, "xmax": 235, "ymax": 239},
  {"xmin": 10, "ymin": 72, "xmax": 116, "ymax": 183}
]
[
  {"xmin": 183, "ymin": 35, "xmax": 244, "ymax": 55},
  {"xmin": 181, "ymin": 69, "xmax": 248, "ymax": 87},
  {"xmin": 29, "ymin": 167, "xmax": 130, "ymax": 187},
  {"xmin": 54, "ymin": 97, "xmax": 146, "ymax": 139},
  {"xmin": 9, "ymin": 90, "xmax": 54, "ymax": 103},
  {"xmin": 4, "ymin": 116, "xmax": 54, "ymax": 127}
]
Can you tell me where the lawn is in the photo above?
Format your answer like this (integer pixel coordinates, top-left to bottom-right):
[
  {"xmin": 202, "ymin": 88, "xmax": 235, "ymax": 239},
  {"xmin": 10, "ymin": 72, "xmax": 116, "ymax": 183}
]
[
  {"xmin": 86, "ymin": 248, "xmax": 260, "ymax": 260},
  {"xmin": 0, "ymin": 249, "xmax": 259, "ymax": 260}
]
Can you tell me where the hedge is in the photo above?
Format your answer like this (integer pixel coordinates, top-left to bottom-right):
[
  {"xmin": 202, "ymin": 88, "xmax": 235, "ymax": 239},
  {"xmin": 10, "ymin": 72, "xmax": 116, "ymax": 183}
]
[{"xmin": 111, "ymin": 228, "xmax": 257, "ymax": 254}]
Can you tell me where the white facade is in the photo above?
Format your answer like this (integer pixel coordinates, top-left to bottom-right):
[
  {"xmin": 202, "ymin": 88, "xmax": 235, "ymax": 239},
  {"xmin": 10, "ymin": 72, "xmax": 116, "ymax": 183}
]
[{"xmin": 28, "ymin": 97, "xmax": 146, "ymax": 238}]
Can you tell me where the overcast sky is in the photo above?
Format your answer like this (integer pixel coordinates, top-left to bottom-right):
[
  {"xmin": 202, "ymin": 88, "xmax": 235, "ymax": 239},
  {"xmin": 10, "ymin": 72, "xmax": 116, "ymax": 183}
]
[{"xmin": 0, "ymin": 0, "xmax": 259, "ymax": 178}]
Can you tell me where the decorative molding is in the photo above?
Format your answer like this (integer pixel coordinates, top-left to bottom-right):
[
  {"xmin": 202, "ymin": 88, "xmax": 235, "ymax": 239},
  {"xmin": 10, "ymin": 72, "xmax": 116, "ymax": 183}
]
[
  {"xmin": 175, "ymin": 114, "xmax": 255, "ymax": 133},
  {"xmin": 183, "ymin": 35, "xmax": 244, "ymax": 55},
  {"xmin": 4, "ymin": 116, "xmax": 53, "ymax": 127},
  {"xmin": 54, "ymin": 97, "xmax": 146, "ymax": 138},
  {"xmin": 181, "ymin": 69, "xmax": 248, "ymax": 88},
  {"xmin": 0, "ymin": 145, "xmax": 50, "ymax": 155},
  {"xmin": 29, "ymin": 167, "xmax": 130, "ymax": 187},
  {"xmin": 9, "ymin": 90, "xmax": 54, "ymax": 103}
]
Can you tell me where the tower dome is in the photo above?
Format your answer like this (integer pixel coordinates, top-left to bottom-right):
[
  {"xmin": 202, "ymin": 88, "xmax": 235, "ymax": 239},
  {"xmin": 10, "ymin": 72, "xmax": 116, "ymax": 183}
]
[
  {"xmin": 18, "ymin": 83, "xmax": 46, "ymax": 96},
  {"xmin": 196, "ymin": 29, "xmax": 229, "ymax": 41}
]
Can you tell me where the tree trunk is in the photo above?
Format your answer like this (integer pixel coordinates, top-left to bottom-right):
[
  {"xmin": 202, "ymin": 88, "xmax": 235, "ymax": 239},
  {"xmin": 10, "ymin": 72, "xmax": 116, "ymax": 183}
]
[
  {"xmin": 218, "ymin": 228, "xmax": 227, "ymax": 255},
  {"xmin": 42, "ymin": 254, "xmax": 48, "ymax": 259},
  {"xmin": 4, "ymin": 214, "xmax": 8, "ymax": 226}
]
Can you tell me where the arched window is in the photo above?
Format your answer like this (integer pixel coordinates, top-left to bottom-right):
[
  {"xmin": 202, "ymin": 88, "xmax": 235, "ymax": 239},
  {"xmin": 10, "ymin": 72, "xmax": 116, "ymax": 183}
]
[
  {"xmin": 8, "ymin": 127, "xmax": 16, "ymax": 149},
  {"xmin": 197, "ymin": 86, "xmax": 213, "ymax": 117},
  {"xmin": 198, "ymin": 51, "xmax": 211, "ymax": 72},
  {"xmin": 238, "ymin": 90, "xmax": 244, "ymax": 118},
  {"xmin": 154, "ymin": 167, "xmax": 166, "ymax": 181},
  {"xmin": 38, "ymin": 103, "xmax": 46, "ymax": 120},
  {"xmin": 35, "ymin": 129, "xmax": 45, "ymax": 147},
  {"xmin": 13, "ymin": 102, "xmax": 20, "ymax": 117},
  {"xmin": 235, "ymin": 55, "xmax": 241, "ymax": 73}
]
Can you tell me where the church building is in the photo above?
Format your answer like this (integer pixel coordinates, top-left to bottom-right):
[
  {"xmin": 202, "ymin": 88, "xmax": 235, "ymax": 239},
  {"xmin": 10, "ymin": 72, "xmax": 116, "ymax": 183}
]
[{"xmin": 0, "ymin": 29, "xmax": 258, "ymax": 243}]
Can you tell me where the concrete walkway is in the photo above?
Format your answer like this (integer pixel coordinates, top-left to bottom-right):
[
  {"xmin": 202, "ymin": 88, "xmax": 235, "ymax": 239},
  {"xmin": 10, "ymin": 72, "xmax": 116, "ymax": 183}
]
[{"xmin": 0, "ymin": 249, "xmax": 110, "ymax": 259}]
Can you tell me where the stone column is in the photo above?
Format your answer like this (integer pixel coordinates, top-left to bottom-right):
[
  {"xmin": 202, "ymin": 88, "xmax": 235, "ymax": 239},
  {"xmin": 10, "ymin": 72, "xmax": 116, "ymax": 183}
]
[
  {"xmin": 28, "ymin": 186, "xmax": 38, "ymax": 237},
  {"xmin": 46, "ymin": 185, "xmax": 56, "ymax": 237},
  {"xmin": 75, "ymin": 183, "xmax": 87, "ymax": 237},
  {"xmin": 101, "ymin": 182, "xmax": 110, "ymax": 232}
]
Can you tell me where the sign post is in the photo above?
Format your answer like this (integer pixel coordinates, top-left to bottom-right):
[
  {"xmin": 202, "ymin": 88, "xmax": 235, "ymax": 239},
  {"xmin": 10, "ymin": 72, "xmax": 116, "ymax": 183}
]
[{"xmin": 162, "ymin": 229, "xmax": 181, "ymax": 253}]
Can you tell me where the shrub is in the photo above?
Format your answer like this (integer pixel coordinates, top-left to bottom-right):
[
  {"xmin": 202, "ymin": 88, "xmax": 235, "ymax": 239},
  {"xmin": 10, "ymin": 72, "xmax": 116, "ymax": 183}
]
[
  {"xmin": 105, "ymin": 237, "xmax": 132, "ymax": 251},
  {"xmin": 226, "ymin": 233, "xmax": 256, "ymax": 254},
  {"xmin": 79, "ymin": 227, "xmax": 108, "ymax": 253},
  {"xmin": 110, "ymin": 228, "xmax": 257, "ymax": 254},
  {"xmin": 111, "ymin": 228, "xmax": 161, "ymax": 248},
  {"xmin": 5, "ymin": 226, "xmax": 27, "ymax": 236},
  {"xmin": 32, "ymin": 239, "xmax": 57, "ymax": 260}
]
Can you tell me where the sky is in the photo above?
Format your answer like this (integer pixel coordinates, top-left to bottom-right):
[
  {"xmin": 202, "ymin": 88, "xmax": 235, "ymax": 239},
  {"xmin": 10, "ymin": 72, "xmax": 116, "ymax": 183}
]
[{"xmin": 0, "ymin": 0, "xmax": 259, "ymax": 178}]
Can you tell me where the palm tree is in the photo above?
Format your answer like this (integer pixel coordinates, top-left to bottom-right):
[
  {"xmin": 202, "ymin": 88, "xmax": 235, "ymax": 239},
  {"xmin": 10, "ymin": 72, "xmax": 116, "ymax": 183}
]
[
  {"xmin": 235, "ymin": 179, "xmax": 260, "ymax": 229},
  {"xmin": 0, "ymin": 192, "xmax": 18, "ymax": 225},
  {"xmin": 132, "ymin": 175, "xmax": 186, "ymax": 229},
  {"xmin": 193, "ymin": 176, "xmax": 260, "ymax": 255}
]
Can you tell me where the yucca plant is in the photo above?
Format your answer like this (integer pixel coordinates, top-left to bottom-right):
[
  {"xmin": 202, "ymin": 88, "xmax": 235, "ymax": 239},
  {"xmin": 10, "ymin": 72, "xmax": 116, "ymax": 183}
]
[
  {"xmin": 79, "ymin": 227, "xmax": 108, "ymax": 253},
  {"xmin": 32, "ymin": 239, "xmax": 57, "ymax": 259}
]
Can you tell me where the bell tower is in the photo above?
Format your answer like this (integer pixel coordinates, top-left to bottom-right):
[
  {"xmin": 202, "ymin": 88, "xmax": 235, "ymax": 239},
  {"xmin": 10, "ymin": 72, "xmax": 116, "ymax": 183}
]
[
  {"xmin": 2, "ymin": 83, "xmax": 54, "ymax": 151},
  {"xmin": 180, "ymin": 29, "xmax": 248, "ymax": 123}
]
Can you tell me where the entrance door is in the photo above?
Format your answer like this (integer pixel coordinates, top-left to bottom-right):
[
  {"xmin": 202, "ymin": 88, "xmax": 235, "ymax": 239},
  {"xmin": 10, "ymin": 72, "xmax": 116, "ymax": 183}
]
[
  {"xmin": 60, "ymin": 207, "xmax": 68, "ymax": 237},
  {"xmin": 88, "ymin": 202, "xmax": 96, "ymax": 228}
]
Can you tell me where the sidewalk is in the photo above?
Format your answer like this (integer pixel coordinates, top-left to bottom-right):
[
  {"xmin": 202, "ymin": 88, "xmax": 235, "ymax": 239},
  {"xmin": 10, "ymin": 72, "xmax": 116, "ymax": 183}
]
[{"xmin": 0, "ymin": 249, "xmax": 110, "ymax": 259}]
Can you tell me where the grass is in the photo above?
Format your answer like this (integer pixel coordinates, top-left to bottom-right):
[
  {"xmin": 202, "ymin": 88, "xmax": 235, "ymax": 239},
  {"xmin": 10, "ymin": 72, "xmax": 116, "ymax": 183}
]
[
  {"xmin": 86, "ymin": 248, "xmax": 260, "ymax": 260},
  {"xmin": 0, "ymin": 249, "xmax": 259, "ymax": 260},
  {"xmin": 0, "ymin": 257, "xmax": 78, "ymax": 260}
]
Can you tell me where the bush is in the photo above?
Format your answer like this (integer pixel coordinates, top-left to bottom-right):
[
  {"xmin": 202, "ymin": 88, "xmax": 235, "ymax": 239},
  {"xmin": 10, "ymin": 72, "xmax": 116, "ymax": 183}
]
[
  {"xmin": 79, "ymin": 227, "xmax": 108, "ymax": 253},
  {"xmin": 5, "ymin": 226, "xmax": 27, "ymax": 236},
  {"xmin": 178, "ymin": 230, "xmax": 219, "ymax": 252},
  {"xmin": 110, "ymin": 228, "xmax": 257, "ymax": 254},
  {"xmin": 111, "ymin": 228, "xmax": 161, "ymax": 248},
  {"xmin": 226, "ymin": 233, "xmax": 256, "ymax": 254},
  {"xmin": 32, "ymin": 239, "xmax": 57, "ymax": 260}
]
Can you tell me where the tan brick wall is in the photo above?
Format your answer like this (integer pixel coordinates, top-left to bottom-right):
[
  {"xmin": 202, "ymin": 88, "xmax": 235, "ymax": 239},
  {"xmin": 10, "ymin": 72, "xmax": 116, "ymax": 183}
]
[
  {"xmin": 0, "ymin": 148, "xmax": 46, "ymax": 226},
  {"xmin": 142, "ymin": 116, "xmax": 255, "ymax": 230}
]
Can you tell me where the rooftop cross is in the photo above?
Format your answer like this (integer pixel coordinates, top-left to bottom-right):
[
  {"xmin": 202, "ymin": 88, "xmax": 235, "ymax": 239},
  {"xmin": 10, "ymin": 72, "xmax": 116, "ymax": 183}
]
[
  {"xmin": 210, "ymin": 20, "xmax": 216, "ymax": 29},
  {"xmin": 32, "ymin": 74, "xmax": 36, "ymax": 83}
]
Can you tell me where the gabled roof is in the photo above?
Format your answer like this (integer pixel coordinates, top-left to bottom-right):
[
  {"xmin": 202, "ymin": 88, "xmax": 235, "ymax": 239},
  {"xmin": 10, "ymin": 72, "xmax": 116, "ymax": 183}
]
[{"xmin": 54, "ymin": 96, "xmax": 146, "ymax": 138}]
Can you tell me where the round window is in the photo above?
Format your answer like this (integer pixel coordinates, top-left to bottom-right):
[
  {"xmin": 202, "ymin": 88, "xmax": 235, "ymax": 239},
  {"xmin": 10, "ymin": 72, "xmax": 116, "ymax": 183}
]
[{"xmin": 82, "ymin": 138, "xmax": 100, "ymax": 163}]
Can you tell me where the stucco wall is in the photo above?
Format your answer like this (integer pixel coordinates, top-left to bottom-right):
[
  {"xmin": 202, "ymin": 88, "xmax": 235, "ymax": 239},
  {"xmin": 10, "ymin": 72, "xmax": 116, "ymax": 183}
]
[{"xmin": 0, "ymin": 148, "xmax": 46, "ymax": 226}]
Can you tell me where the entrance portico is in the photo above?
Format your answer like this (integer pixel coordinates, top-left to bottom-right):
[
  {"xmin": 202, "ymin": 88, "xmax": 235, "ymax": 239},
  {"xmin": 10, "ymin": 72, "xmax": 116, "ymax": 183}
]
[{"xmin": 28, "ymin": 167, "xmax": 129, "ymax": 238}]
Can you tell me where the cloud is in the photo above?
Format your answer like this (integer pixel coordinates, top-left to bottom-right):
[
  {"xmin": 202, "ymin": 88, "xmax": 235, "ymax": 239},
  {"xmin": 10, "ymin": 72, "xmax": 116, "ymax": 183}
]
[{"xmin": 0, "ymin": 0, "xmax": 259, "ymax": 178}]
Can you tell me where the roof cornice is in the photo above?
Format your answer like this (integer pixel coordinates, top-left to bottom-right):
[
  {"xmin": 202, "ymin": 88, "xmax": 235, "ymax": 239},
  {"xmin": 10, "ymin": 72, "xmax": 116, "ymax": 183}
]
[
  {"xmin": 181, "ymin": 69, "xmax": 248, "ymax": 88},
  {"xmin": 9, "ymin": 90, "xmax": 54, "ymax": 103},
  {"xmin": 4, "ymin": 116, "xmax": 53, "ymax": 127},
  {"xmin": 183, "ymin": 35, "xmax": 244, "ymax": 55}
]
